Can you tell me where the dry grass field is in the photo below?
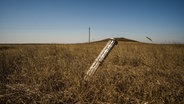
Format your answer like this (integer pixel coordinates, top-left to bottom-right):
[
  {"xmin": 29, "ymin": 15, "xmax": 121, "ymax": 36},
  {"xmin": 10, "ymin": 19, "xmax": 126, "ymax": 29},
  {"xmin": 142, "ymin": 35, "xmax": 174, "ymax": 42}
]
[{"xmin": 0, "ymin": 39, "xmax": 184, "ymax": 104}]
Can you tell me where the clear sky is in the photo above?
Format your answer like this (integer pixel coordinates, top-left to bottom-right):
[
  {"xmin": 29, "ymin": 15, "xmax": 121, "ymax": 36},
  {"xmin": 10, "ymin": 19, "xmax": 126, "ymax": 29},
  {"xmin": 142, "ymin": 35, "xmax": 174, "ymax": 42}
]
[{"xmin": 0, "ymin": 0, "xmax": 184, "ymax": 43}]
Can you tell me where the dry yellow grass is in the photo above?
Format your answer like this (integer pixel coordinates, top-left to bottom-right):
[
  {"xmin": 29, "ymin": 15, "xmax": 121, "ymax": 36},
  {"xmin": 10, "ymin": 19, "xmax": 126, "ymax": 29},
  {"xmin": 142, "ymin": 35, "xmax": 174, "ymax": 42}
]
[{"xmin": 0, "ymin": 41, "xmax": 184, "ymax": 103}]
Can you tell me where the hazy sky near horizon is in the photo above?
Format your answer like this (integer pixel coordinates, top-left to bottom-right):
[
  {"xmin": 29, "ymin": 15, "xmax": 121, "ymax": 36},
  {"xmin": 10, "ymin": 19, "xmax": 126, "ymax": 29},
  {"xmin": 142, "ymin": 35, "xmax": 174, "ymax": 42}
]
[{"xmin": 0, "ymin": 0, "xmax": 184, "ymax": 43}]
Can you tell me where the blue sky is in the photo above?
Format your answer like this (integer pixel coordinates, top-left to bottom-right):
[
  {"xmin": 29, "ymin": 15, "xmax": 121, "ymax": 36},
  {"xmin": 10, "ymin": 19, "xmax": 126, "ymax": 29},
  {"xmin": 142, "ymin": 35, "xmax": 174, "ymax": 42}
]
[{"xmin": 0, "ymin": 0, "xmax": 184, "ymax": 43}]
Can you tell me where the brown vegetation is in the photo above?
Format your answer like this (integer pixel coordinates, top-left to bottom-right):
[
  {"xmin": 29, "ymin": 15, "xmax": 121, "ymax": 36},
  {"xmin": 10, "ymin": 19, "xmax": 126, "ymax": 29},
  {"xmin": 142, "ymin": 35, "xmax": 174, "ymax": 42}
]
[{"xmin": 0, "ymin": 41, "xmax": 184, "ymax": 103}]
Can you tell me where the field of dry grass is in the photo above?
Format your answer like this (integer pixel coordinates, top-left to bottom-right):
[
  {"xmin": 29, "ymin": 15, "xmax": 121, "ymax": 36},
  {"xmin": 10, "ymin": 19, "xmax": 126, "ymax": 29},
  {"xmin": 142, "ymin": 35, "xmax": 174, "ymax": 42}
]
[{"xmin": 0, "ymin": 40, "xmax": 184, "ymax": 104}]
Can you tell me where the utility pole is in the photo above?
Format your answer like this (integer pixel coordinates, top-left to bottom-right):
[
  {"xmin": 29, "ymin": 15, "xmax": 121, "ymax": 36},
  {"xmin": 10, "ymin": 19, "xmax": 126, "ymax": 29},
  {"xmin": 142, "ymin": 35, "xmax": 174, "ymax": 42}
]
[{"xmin": 89, "ymin": 27, "xmax": 90, "ymax": 44}]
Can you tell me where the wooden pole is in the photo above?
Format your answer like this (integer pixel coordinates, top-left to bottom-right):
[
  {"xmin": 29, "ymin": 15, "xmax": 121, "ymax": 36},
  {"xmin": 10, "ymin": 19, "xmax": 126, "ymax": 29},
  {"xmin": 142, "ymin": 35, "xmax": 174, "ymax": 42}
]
[{"xmin": 84, "ymin": 38, "xmax": 118, "ymax": 81}]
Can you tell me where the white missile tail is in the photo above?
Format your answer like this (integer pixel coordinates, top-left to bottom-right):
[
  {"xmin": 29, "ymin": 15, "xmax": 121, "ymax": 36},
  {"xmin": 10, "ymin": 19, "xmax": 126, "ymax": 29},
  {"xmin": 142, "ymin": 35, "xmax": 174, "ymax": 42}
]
[{"xmin": 84, "ymin": 38, "xmax": 118, "ymax": 81}]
